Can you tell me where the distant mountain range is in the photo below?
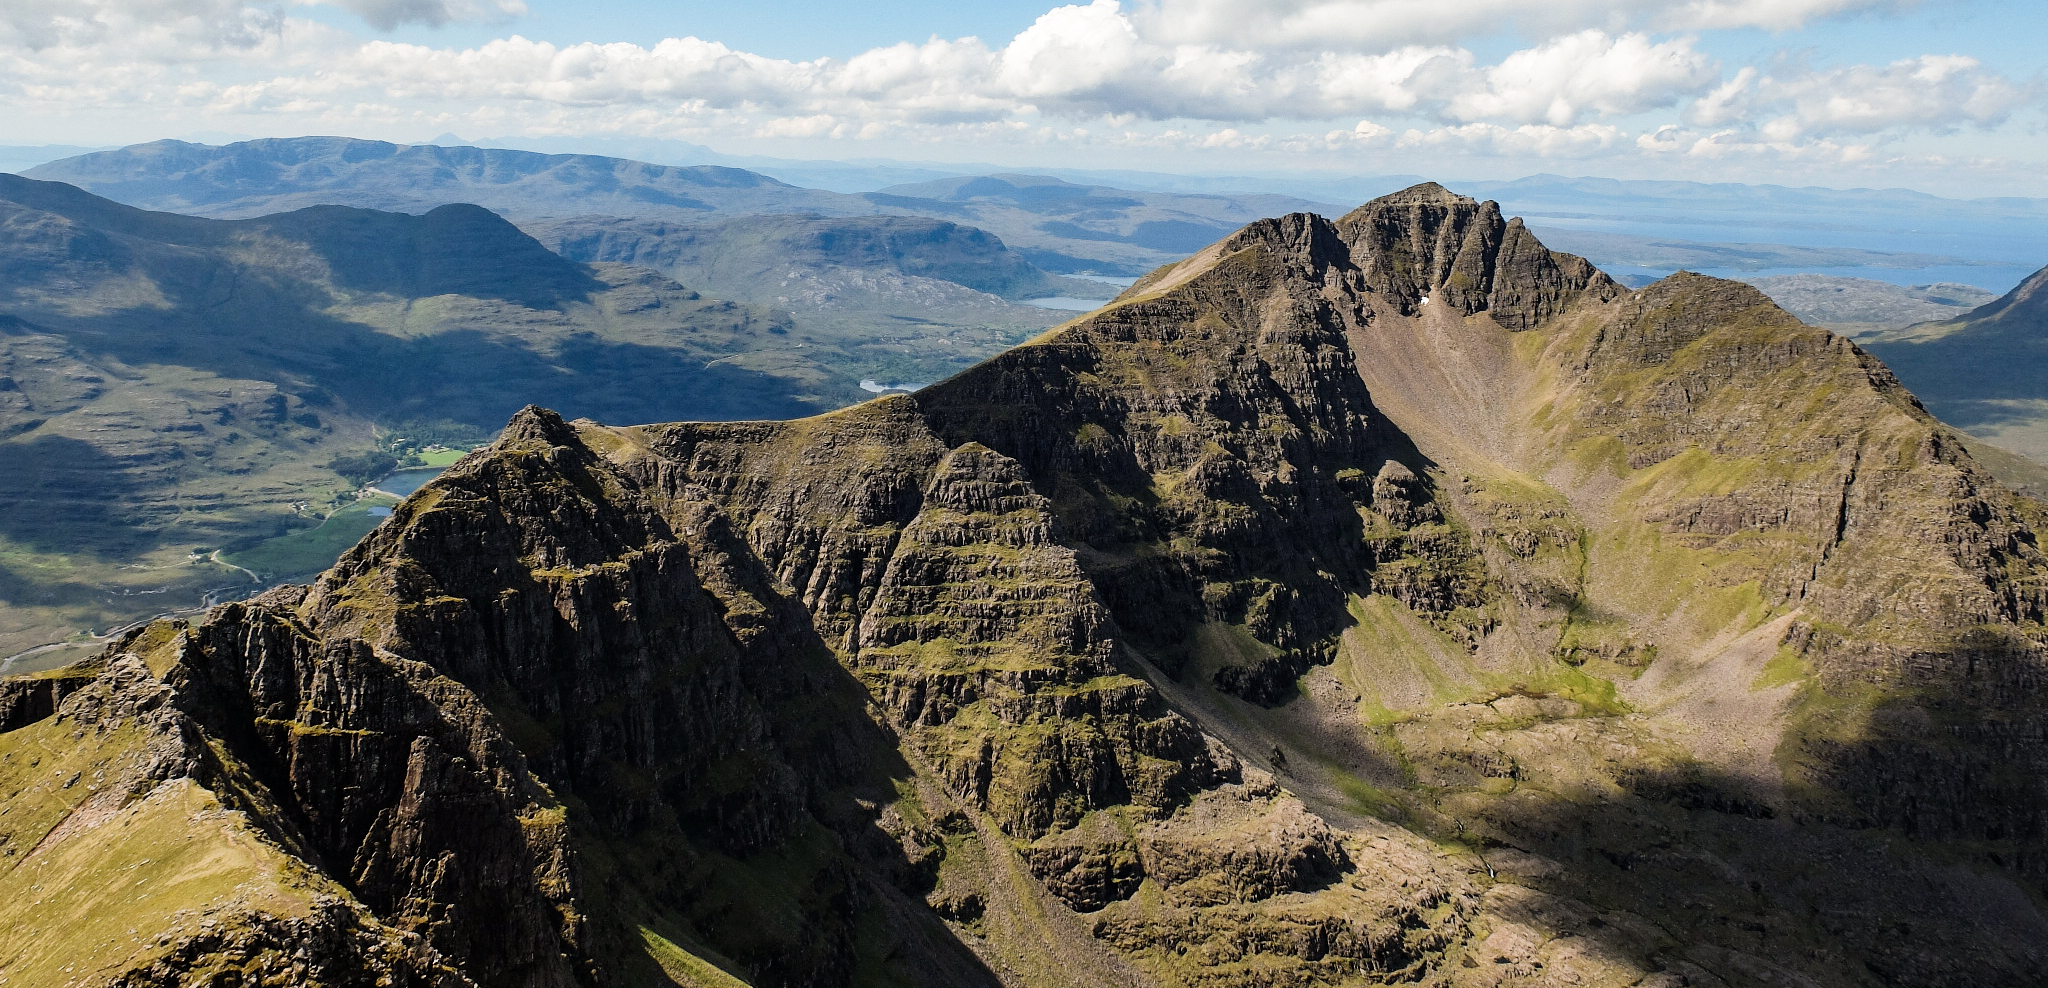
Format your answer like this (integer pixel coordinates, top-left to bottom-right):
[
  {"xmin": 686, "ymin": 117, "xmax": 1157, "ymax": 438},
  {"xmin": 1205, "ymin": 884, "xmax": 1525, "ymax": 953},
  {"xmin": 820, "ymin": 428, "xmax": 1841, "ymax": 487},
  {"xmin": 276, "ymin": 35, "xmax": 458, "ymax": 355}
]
[
  {"xmin": 0, "ymin": 173, "xmax": 831, "ymax": 426},
  {"xmin": 22, "ymin": 137, "xmax": 854, "ymax": 218},
  {"xmin": 29, "ymin": 138, "xmax": 2046, "ymax": 291},
  {"xmin": 26, "ymin": 139, "xmax": 1332, "ymax": 275}
]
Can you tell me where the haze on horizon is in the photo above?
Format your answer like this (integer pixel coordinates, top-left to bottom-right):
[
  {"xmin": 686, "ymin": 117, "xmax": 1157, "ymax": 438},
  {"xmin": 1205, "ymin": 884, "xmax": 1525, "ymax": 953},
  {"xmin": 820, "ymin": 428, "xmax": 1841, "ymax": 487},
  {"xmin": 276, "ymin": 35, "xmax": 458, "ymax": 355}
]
[{"xmin": 2, "ymin": 0, "xmax": 2045, "ymax": 197}]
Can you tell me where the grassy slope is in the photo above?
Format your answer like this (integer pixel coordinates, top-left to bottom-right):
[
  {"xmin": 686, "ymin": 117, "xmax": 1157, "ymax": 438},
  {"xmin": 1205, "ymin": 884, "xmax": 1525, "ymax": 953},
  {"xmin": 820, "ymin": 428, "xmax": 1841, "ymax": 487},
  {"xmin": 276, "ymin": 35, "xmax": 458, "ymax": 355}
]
[{"xmin": 0, "ymin": 714, "xmax": 319, "ymax": 985}]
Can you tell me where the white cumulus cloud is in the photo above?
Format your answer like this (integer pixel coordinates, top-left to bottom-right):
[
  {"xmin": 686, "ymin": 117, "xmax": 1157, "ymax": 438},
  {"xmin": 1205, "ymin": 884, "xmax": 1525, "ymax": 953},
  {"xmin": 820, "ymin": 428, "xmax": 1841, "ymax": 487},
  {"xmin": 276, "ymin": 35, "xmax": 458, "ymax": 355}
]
[
  {"xmin": 0, "ymin": 0, "xmax": 282, "ymax": 51},
  {"xmin": 0, "ymin": 0, "xmax": 2033, "ymax": 181},
  {"xmin": 1447, "ymin": 30, "xmax": 1717, "ymax": 125},
  {"xmin": 1668, "ymin": 0, "xmax": 1916, "ymax": 32},
  {"xmin": 0, "ymin": 0, "xmax": 526, "ymax": 49},
  {"xmin": 1683, "ymin": 54, "xmax": 2030, "ymax": 140}
]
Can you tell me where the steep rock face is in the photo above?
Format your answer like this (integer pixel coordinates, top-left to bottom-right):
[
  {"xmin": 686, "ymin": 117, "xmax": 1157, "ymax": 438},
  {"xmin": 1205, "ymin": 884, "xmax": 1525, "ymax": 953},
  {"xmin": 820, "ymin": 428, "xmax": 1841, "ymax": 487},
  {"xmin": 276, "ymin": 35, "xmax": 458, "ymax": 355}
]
[
  {"xmin": 167, "ymin": 595, "xmax": 581, "ymax": 985},
  {"xmin": 1563, "ymin": 273, "xmax": 2044, "ymax": 626},
  {"xmin": 852, "ymin": 443, "xmax": 1222, "ymax": 839},
  {"xmin": 276, "ymin": 408, "xmax": 988, "ymax": 988},
  {"xmin": 921, "ymin": 212, "xmax": 1416, "ymax": 683},
  {"xmin": 613, "ymin": 400, "xmax": 1386, "ymax": 956},
  {"xmin": 0, "ymin": 660, "xmax": 101, "ymax": 731},
  {"xmin": 6, "ymin": 182, "xmax": 2048, "ymax": 988},
  {"xmin": 2, "ymin": 406, "xmax": 1007, "ymax": 988}
]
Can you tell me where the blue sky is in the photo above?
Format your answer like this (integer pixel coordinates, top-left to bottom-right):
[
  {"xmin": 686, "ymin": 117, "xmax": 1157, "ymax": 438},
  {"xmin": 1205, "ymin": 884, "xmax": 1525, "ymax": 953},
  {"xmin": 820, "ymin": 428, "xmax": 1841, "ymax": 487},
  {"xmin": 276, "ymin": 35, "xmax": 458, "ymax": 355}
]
[{"xmin": 4, "ymin": 0, "xmax": 2044, "ymax": 194}]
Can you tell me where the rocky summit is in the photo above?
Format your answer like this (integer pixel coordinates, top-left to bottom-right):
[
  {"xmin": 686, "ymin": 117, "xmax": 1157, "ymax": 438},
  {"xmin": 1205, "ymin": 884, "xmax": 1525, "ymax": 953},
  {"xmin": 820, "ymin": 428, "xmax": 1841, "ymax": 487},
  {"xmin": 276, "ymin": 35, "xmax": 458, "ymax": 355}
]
[{"xmin": 4, "ymin": 183, "xmax": 2046, "ymax": 987}]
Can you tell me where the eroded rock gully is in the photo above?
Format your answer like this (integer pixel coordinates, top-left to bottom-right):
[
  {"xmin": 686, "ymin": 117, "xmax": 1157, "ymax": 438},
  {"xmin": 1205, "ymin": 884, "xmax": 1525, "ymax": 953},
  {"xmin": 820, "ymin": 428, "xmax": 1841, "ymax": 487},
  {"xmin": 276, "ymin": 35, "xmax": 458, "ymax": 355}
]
[{"xmin": 5, "ymin": 183, "xmax": 2047, "ymax": 987}]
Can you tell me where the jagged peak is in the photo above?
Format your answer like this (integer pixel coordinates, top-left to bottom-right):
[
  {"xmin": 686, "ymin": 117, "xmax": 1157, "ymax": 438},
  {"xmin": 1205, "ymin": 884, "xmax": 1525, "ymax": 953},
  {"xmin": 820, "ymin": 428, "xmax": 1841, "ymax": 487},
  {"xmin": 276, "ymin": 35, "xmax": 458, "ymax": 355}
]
[
  {"xmin": 1218, "ymin": 210, "xmax": 1349, "ymax": 257},
  {"xmin": 1062, "ymin": 182, "xmax": 1617, "ymax": 355},
  {"xmin": 1332, "ymin": 183, "xmax": 1616, "ymax": 328},
  {"xmin": 499, "ymin": 404, "xmax": 582, "ymax": 447}
]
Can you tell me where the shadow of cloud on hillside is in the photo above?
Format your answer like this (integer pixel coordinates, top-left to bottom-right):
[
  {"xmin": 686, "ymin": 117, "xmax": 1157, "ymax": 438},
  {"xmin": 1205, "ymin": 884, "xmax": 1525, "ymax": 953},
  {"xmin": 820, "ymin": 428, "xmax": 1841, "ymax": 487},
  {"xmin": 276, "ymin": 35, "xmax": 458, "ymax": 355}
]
[
  {"xmin": 550, "ymin": 333, "xmax": 829, "ymax": 424},
  {"xmin": 11, "ymin": 188, "xmax": 835, "ymax": 432},
  {"xmin": 0, "ymin": 434, "xmax": 163, "ymax": 556},
  {"xmin": 1100, "ymin": 434, "xmax": 2048, "ymax": 986},
  {"xmin": 1116, "ymin": 614, "xmax": 2048, "ymax": 987},
  {"xmin": 248, "ymin": 203, "xmax": 610, "ymax": 311},
  {"xmin": 1909, "ymin": 394, "xmax": 2048, "ymax": 432},
  {"xmin": 1866, "ymin": 336, "xmax": 2048, "ymax": 409},
  {"xmin": 1251, "ymin": 617, "xmax": 2048, "ymax": 987}
]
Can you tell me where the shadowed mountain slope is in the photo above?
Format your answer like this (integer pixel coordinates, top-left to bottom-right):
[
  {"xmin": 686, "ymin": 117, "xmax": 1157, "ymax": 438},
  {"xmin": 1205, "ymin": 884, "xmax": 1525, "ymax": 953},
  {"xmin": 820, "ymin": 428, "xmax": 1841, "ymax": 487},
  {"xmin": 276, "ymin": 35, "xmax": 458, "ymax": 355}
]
[
  {"xmin": 0, "ymin": 172, "xmax": 828, "ymax": 424},
  {"xmin": 1864, "ymin": 263, "xmax": 2048, "ymax": 473},
  {"xmin": 5, "ymin": 184, "xmax": 2046, "ymax": 987},
  {"xmin": 23, "ymin": 139, "xmax": 1135, "ymax": 390}
]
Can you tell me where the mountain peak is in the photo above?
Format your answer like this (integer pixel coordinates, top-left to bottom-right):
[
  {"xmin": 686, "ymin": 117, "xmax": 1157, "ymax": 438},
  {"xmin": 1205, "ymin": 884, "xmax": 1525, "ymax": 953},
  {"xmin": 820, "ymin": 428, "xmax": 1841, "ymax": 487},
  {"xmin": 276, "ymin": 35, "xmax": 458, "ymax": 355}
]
[
  {"xmin": 1365, "ymin": 180, "xmax": 1463, "ymax": 206},
  {"xmin": 1332, "ymin": 182, "xmax": 1618, "ymax": 327},
  {"xmin": 1958, "ymin": 260, "xmax": 2048, "ymax": 326},
  {"xmin": 501, "ymin": 404, "xmax": 582, "ymax": 446}
]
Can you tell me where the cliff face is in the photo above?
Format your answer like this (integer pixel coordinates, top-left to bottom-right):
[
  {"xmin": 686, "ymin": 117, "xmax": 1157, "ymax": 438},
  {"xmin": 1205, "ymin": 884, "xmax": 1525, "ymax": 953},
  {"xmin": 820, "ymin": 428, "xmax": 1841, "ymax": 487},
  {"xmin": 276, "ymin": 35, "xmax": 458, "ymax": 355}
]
[{"xmin": 6, "ymin": 184, "xmax": 2048, "ymax": 988}]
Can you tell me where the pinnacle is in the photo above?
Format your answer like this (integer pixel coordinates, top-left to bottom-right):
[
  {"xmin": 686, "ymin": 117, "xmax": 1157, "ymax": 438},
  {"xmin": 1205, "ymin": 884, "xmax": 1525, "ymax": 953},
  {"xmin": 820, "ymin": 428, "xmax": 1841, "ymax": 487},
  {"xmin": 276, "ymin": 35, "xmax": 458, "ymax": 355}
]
[{"xmin": 500, "ymin": 404, "xmax": 580, "ymax": 446}]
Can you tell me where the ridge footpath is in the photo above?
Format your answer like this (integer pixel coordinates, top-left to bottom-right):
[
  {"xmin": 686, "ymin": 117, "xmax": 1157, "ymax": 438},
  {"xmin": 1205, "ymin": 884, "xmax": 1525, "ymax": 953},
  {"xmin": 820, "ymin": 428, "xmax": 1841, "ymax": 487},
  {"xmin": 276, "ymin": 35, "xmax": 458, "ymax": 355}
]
[{"xmin": 3, "ymin": 183, "xmax": 2045, "ymax": 988}]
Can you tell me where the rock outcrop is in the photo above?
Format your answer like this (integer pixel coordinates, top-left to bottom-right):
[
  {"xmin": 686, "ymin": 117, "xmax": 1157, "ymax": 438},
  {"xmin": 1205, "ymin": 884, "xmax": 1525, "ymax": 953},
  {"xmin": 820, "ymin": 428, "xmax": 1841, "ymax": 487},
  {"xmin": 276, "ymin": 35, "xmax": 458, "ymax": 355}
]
[{"xmin": 6, "ymin": 184, "xmax": 2047, "ymax": 987}]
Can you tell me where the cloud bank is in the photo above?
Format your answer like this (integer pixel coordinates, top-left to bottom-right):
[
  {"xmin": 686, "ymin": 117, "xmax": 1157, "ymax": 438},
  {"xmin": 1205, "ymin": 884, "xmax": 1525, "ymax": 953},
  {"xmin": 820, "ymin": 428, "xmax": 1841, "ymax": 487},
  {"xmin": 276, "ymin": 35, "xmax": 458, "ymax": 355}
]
[{"xmin": 0, "ymin": 0, "xmax": 2036, "ymax": 183}]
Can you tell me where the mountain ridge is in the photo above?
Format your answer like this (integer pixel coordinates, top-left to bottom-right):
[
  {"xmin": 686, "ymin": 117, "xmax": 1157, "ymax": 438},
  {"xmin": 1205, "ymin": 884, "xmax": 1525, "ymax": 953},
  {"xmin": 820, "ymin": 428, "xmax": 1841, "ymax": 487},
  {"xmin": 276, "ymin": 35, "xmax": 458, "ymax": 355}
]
[{"xmin": 4, "ymin": 183, "xmax": 2046, "ymax": 987}]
